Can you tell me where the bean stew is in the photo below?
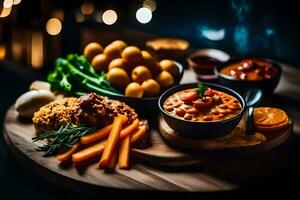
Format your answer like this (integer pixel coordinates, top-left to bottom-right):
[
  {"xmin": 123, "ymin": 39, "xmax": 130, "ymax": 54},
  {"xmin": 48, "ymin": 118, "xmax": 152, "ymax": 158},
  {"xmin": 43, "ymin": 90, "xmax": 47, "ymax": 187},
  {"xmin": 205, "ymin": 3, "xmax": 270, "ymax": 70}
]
[{"xmin": 163, "ymin": 84, "xmax": 242, "ymax": 122}]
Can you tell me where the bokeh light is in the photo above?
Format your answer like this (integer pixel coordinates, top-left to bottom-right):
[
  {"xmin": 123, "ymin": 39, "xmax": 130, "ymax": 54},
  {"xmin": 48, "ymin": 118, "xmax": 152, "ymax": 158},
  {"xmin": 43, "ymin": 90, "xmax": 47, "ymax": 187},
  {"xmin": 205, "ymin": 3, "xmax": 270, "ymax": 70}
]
[
  {"xmin": 0, "ymin": 7, "xmax": 12, "ymax": 18},
  {"xmin": 201, "ymin": 28, "xmax": 226, "ymax": 41},
  {"xmin": 81, "ymin": 2, "xmax": 94, "ymax": 15},
  {"xmin": 31, "ymin": 32, "xmax": 43, "ymax": 69},
  {"xmin": 46, "ymin": 18, "xmax": 62, "ymax": 35},
  {"xmin": 94, "ymin": 11, "xmax": 103, "ymax": 23},
  {"xmin": 3, "ymin": 0, "xmax": 13, "ymax": 8},
  {"xmin": 0, "ymin": 45, "xmax": 6, "ymax": 60},
  {"xmin": 13, "ymin": 0, "xmax": 22, "ymax": 5},
  {"xmin": 102, "ymin": 10, "xmax": 117, "ymax": 25},
  {"xmin": 52, "ymin": 9, "xmax": 64, "ymax": 21},
  {"xmin": 143, "ymin": 0, "xmax": 157, "ymax": 12},
  {"xmin": 75, "ymin": 12, "xmax": 85, "ymax": 23},
  {"xmin": 136, "ymin": 7, "xmax": 152, "ymax": 24}
]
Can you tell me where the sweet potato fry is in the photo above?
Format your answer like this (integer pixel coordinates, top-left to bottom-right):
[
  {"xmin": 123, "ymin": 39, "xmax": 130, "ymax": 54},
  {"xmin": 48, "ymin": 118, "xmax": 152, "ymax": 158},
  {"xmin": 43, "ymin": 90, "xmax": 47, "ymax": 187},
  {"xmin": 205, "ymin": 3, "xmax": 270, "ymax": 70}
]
[
  {"xmin": 120, "ymin": 119, "xmax": 139, "ymax": 139},
  {"xmin": 107, "ymin": 146, "xmax": 119, "ymax": 169},
  {"xmin": 98, "ymin": 115, "xmax": 123, "ymax": 168},
  {"xmin": 118, "ymin": 135, "xmax": 131, "ymax": 169},
  {"xmin": 56, "ymin": 142, "xmax": 80, "ymax": 162},
  {"xmin": 131, "ymin": 125, "xmax": 147, "ymax": 143},
  {"xmin": 71, "ymin": 125, "xmax": 147, "ymax": 163},
  {"xmin": 80, "ymin": 125, "xmax": 112, "ymax": 145},
  {"xmin": 72, "ymin": 140, "xmax": 106, "ymax": 163},
  {"xmin": 80, "ymin": 115, "xmax": 128, "ymax": 145}
]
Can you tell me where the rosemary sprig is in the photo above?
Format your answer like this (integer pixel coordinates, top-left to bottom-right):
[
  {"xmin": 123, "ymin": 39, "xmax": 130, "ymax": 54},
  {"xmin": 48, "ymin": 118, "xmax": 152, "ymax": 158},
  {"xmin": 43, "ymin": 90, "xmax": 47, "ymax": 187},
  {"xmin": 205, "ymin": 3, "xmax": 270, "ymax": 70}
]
[{"xmin": 32, "ymin": 122, "xmax": 97, "ymax": 156}]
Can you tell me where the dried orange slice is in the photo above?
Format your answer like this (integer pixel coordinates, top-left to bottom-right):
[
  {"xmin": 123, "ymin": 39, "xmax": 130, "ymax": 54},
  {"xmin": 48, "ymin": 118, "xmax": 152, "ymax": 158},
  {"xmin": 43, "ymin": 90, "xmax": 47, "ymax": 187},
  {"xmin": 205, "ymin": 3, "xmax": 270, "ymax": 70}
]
[{"xmin": 254, "ymin": 107, "xmax": 288, "ymax": 127}]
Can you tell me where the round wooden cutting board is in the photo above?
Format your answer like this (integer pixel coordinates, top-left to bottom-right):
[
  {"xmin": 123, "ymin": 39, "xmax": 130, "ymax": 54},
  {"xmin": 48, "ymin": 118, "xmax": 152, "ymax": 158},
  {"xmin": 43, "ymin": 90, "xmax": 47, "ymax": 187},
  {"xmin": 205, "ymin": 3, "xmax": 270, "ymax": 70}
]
[
  {"xmin": 3, "ymin": 105, "xmax": 293, "ymax": 192},
  {"xmin": 158, "ymin": 114, "xmax": 293, "ymax": 154}
]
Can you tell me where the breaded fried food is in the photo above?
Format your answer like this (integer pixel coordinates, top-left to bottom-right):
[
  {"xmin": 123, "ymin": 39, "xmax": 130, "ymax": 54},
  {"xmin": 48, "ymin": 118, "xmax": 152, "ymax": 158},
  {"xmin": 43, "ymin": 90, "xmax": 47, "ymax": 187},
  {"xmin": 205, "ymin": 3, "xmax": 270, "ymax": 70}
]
[
  {"xmin": 32, "ymin": 97, "xmax": 79, "ymax": 131},
  {"xmin": 32, "ymin": 93, "xmax": 138, "ymax": 132}
]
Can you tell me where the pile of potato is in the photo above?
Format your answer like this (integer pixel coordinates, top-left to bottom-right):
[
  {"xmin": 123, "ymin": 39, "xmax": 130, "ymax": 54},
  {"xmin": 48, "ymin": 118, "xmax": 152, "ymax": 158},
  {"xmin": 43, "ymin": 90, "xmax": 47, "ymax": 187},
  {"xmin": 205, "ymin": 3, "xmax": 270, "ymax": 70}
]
[{"xmin": 83, "ymin": 40, "xmax": 180, "ymax": 98}]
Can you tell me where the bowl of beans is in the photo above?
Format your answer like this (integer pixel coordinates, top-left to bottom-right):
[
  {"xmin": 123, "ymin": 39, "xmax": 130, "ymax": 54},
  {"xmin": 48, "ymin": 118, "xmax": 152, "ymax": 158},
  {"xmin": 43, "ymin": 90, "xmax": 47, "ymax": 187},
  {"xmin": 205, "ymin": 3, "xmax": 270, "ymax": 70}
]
[
  {"xmin": 214, "ymin": 58, "xmax": 282, "ymax": 94},
  {"xmin": 158, "ymin": 82, "xmax": 246, "ymax": 138}
]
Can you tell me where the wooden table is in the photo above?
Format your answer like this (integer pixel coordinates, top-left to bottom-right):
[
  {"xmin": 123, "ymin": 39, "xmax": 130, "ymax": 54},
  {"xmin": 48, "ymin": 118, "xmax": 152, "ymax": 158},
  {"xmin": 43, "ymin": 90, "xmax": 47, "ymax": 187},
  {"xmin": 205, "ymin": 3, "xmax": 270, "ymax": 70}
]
[{"xmin": 3, "ymin": 63, "xmax": 300, "ymax": 193}]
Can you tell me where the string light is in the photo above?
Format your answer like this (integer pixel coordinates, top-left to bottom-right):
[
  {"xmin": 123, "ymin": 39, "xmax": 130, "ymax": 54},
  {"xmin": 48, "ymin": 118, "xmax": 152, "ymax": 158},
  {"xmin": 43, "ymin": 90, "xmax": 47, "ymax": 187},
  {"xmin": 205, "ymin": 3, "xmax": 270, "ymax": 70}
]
[
  {"xmin": 81, "ymin": 2, "xmax": 94, "ymax": 15},
  {"xmin": 75, "ymin": 12, "xmax": 85, "ymax": 23},
  {"xmin": 0, "ymin": 45, "xmax": 6, "ymax": 60},
  {"xmin": 136, "ymin": 7, "xmax": 152, "ymax": 24},
  {"xmin": 46, "ymin": 18, "xmax": 62, "ymax": 35},
  {"xmin": 102, "ymin": 10, "xmax": 117, "ymax": 25},
  {"xmin": 31, "ymin": 32, "xmax": 43, "ymax": 69},
  {"xmin": 3, "ymin": 0, "xmax": 13, "ymax": 8},
  {"xmin": 13, "ymin": 0, "xmax": 22, "ymax": 5},
  {"xmin": 143, "ymin": 0, "xmax": 157, "ymax": 12},
  {"xmin": 0, "ymin": 7, "xmax": 12, "ymax": 18}
]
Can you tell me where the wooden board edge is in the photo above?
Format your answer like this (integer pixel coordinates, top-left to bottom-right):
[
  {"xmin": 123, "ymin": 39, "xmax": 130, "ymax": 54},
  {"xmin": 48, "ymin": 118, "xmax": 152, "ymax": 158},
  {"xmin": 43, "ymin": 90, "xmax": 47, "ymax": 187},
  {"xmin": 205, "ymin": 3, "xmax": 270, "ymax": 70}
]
[{"xmin": 158, "ymin": 113, "xmax": 293, "ymax": 154}]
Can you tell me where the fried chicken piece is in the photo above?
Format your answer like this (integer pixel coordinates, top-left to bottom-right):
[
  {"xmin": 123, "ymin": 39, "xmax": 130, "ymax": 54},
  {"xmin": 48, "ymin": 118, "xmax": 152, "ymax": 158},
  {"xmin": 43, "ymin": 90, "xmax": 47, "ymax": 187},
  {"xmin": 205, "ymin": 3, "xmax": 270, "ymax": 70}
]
[{"xmin": 32, "ymin": 97, "xmax": 79, "ymax": 131}]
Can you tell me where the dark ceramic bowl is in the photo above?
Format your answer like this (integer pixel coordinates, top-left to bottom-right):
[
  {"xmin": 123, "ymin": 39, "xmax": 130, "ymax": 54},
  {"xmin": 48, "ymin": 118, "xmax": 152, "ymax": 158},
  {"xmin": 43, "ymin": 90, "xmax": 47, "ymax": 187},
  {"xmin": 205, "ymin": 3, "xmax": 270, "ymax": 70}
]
[
  {"xmin": 214, "ymin": 58, "xmax": 282, "ymax": 95},
  {"xmin": 158, "ymin": 82, "xmax": 246, "ymax": 139},
  {"xmin": 187, "ymin": 49, "xmax": 230, "ymax": 82},
  {"xmin": 103, "ymin": 61, "xmax": 184, "ymax": 116}
]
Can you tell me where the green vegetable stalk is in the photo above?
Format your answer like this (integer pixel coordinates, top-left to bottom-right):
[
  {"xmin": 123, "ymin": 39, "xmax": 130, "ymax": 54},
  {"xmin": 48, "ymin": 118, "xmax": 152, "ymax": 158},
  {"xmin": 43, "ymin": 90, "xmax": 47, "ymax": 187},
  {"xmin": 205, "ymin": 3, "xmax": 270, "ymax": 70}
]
[{"xmin": 47, "ymin": 54, "xmax": 120, "ymax": 96}]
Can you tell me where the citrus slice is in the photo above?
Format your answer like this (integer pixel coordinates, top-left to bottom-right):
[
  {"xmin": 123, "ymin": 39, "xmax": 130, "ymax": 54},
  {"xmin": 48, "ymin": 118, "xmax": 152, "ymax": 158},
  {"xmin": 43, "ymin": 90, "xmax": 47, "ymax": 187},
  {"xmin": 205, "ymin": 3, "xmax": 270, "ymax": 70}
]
[
  {"xmin": 254, "ymin": 107, "xmax": 288, "ymax": 127},
  {"xmin": 255, "ymin": 118, "xmax": 289, "ymax": 133}
]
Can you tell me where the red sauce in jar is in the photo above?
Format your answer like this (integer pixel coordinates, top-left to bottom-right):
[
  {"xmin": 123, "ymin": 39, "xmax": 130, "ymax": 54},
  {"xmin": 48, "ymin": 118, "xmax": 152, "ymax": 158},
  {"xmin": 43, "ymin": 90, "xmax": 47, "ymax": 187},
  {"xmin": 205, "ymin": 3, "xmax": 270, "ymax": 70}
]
[
  {"xmin": 189, "ymin": 55, "xmax": 222, "ymax": 81},
  {"xmin": 191, "ymin": 56, "xmax": 221, "ymax": 70}
]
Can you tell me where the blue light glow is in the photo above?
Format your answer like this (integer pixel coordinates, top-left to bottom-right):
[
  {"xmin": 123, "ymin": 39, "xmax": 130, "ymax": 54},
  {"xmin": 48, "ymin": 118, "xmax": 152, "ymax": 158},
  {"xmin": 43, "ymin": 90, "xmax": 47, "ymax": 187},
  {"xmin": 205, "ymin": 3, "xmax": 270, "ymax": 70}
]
[
  {"xmin": 234, "ymin": 25, "xmax": 249, "ymax": 53},
  {"xmin": 265, "ymin": 28, "xmax": 275, "ymax": 36},
  {"xmin": 201, "ymin": 27, "xmax": 226, "ymax": 41}
]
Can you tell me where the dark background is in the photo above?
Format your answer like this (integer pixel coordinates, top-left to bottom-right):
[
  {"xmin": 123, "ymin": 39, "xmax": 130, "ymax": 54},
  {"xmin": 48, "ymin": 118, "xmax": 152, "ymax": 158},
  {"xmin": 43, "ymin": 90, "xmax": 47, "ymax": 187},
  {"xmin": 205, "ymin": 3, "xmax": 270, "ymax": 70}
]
[{"xmin": 1, "ymin": 0, "xmax": 300, "ymax": 199}]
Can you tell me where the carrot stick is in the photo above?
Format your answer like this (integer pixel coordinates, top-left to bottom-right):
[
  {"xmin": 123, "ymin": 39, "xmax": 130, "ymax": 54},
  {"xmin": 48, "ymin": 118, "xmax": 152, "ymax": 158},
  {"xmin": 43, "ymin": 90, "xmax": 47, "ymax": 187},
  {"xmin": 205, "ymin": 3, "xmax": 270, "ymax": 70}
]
[
  {"xmin": 71, "ymin": 125, "xmax": 147, "ymax": 163},
  {"xmin": 72, "ymin": 140, "xmax": 106, "ymax": 163},
  {"xmin": 80, "ymin": 125, "xmax": 112, "ymax": 145},
  {"xmin": 80, "ymin": 115, "xmax": 128, "ymax": 145},
  {"xmin": 107, "ymin": 146, "xmax": 119, "ymax": 169},
  {"xmin": 118, "ymin": 135, "xmax": 131, "ymax": 169},
  {"xmin": 131, "ymin": 126, "xmax": 147, "ymax": 143},
  {"xmin": 119, "ymin": 119, "xmax": 139, "ymax": 139},
  {"xmin": 98, "ymin": 115, "xmax": 123, "ymax": 168},
  {"xmin": 56, "ymin": 142, "xmax": 80, "ymax": 162}
]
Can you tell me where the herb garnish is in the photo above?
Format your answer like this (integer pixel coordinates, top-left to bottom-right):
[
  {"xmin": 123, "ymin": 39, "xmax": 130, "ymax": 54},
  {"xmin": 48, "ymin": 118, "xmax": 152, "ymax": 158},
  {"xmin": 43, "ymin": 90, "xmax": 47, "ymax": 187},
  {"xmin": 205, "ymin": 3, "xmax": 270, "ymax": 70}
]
[
  {"xmin": 32, "ymin": 122, "xmax": 96, "ymax": 156},
  {"xmin": 196, "ymin": 83, "xmax": 209, "ymax": 100}
]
